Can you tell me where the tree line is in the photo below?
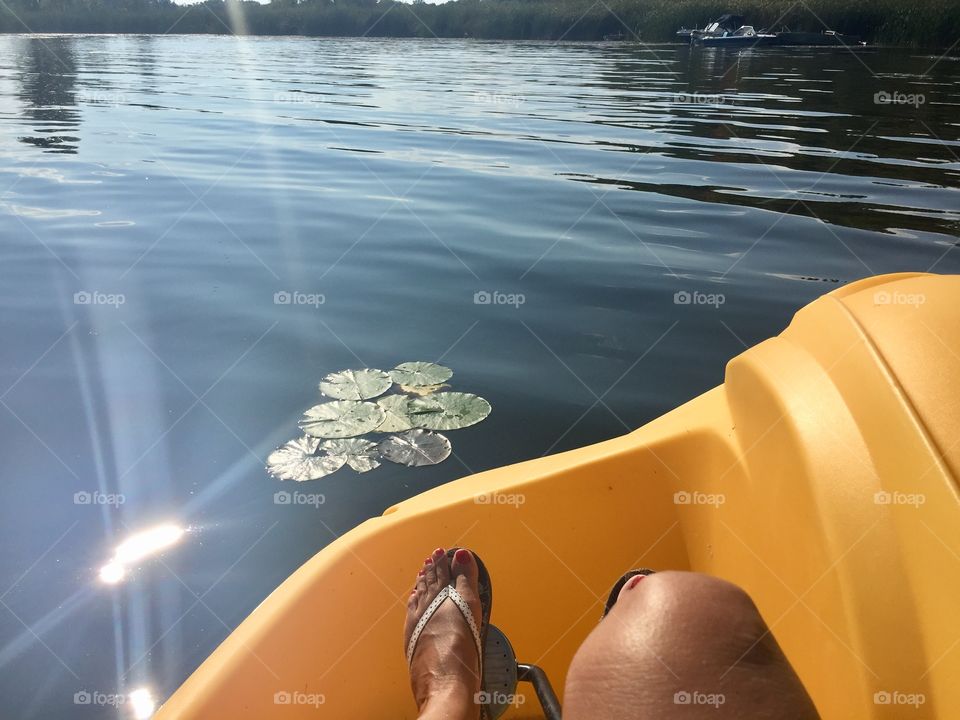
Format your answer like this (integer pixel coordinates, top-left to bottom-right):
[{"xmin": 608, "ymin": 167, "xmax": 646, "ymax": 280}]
[{"xmin": 1, "ymin": 0, "xmax": 957, "ymax": 46}]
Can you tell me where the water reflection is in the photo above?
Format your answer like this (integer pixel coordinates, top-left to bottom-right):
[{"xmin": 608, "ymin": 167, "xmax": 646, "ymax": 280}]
[
  {"xmin": 0, "ymin": 36, "xmax": 958, "ymax": 720},
  {"xmin": 15, "ymin": 36, "xmax": 81, "ymax": 153}
]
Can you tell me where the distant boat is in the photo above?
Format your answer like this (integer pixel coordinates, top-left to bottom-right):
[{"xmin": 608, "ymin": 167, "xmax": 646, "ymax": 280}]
[
  {"xmin": 697, "ymin": 25, "xmax": 778, "ymax": 47},
  {"xmin": 681, "ymin": 13, "xmax": 867, "ymax": 48},
  {"xmin": 677, "ymin": 14, "xmax": 745, "ymax": 42}
]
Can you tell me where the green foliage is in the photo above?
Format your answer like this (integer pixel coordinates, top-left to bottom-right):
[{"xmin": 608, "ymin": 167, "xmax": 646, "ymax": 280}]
[{"xmin": 0, "ymin": 0, "xmax": 957, "ymax": 46}]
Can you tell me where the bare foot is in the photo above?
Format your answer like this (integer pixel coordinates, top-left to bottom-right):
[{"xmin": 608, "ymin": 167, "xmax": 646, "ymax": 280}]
[{"xmin": 403, "ymin": 547, "xmax": 483, "ymax": 720}]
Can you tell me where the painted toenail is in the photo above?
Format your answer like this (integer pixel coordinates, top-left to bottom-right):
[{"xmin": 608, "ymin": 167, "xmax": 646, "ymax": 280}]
[
  {"xmin": 418, "ymin": 570, "xmax": 424, "ymax": 576},
  {"xmin": 625, "ymin": 574, "xmax": 645, "ymax": 591},
  {"xmin": 433, "ymin": 548, "xmax": 444, "ymax": 558},
  {"xmin": 453, "ymin": 549, "xmax": 471, "ymax": 564},
  {"xmin": 424, "ymin": 557, "xmax": 432, "ymax": 564}
]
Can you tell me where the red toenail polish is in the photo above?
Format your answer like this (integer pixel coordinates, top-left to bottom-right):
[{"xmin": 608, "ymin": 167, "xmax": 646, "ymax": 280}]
[
  {"xmin": 625, "ymin": 575, "xmax": 645, "ymax": 591},
  {"xmin": 425, "ymin": 557, "xmax": 432, "ymax": 564},
  {"xmin": 433, "ymin": 548, "xmax": 444, "ymax": 557},
  {"xmin": 454, "ymin": 549, "xmax": 471, "ymax": 563},
  {"xmin": 418, "ymin": 570, "xmax": 424, "ymax": 576}
]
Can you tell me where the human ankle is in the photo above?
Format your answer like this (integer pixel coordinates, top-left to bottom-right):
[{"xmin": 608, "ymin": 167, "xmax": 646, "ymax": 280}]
[{"xmin": 416, "ymin": 678, "xmax": 480, "ymax": 718}]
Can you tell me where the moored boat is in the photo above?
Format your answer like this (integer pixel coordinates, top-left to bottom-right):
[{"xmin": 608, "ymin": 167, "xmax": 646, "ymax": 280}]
[
  {"xmin": 678, "ymin": 13, "xmax": 745, "ymax": 42},
  {"xmin": 697, "ymin": 25, "xmax": 778, "ymax": 47},
  {"xmin": 682, "ymin": 13, "xmax": 867, "ymax": 48}
]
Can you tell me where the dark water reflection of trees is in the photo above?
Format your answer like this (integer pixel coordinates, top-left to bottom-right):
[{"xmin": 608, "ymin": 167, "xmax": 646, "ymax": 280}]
[{"xmin": 16, "ymin": 36, "xmax": 81, "ymax": 154}]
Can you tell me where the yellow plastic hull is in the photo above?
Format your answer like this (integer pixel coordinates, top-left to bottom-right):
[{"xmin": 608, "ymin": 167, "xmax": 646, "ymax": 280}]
[{"xmin": 158, "ymin": 272, "xmax": 960, "ymax": 718}]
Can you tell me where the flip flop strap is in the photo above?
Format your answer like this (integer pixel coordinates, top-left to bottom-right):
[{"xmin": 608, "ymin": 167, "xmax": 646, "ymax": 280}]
[{"xmin": 406, "ymin": 585, "xmax": 483, "ymax": 678}]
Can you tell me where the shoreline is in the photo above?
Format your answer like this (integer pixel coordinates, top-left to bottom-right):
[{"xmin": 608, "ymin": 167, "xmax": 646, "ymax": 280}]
[
  {"xmin": 0, "ymin": 32, "xmax": 956, "ymax": 51},
  {"xmin": 2, "ymin": 0, "xmax": 959, "ymax": 49}
]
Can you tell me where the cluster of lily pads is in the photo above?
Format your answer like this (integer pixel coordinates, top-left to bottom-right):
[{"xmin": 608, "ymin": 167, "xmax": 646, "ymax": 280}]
[{"xmin": 267, "ymin": 362, "xmax": 491, "ymax": 482}]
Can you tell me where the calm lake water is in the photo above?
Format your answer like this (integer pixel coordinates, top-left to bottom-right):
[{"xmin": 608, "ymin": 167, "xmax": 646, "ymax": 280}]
[{"xmin": 1, "ymin": 34, "xmax": 958, "ymax": 718}]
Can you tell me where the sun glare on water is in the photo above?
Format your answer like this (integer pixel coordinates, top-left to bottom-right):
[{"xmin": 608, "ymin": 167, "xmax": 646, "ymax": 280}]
[
  {"xmin": 98, "ymin": 524, "xmax": 187, "ymax": 585},
  {"xmin": 128, "ymin": 688, "xmax": 156, "ymax": 719}
]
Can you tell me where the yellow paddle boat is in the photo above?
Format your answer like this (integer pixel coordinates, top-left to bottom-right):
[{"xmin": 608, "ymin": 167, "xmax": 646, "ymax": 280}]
[{"xmin": 157, "ymin": 272, "xmax": 960, "ymax": 719}]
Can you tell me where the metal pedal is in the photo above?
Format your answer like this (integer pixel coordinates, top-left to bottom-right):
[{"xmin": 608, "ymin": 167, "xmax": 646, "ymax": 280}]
[{"xmin": 483, "ymin": 624, "xmax": 561, "ymax": 720}]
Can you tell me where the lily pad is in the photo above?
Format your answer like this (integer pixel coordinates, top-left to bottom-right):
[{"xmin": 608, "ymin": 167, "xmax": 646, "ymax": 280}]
[
  {"xmin": 409, "ymin": 392, "xmax": 491, "ymax": 431},
  {"xmin": 379, "ymin": 429, "xmax": 452, "ymax": 467},
  {"xmin": 389, "ymin": 361, "xmax": 453, "ymax": 388},
  {"xmin": 267, "ymin": 436, "xmax": 346, "ymax": 481},
  {"xmin": 299, "ymin": 400, "xmax": 386, "ymax": 438},
  {"xmin": 319, "ymin": 368, "xmax": 391, "ymax": 401},
  {"xmin": 400, "ymin": 383, "xmax": 449, "ymax": 397},
  {"xmin": 376, "ymin": 395, "xmax": 416, "ymax": 433},
  {"xmin": 322, "ymin": 438, "xmax": 381, "ymax": 473}
]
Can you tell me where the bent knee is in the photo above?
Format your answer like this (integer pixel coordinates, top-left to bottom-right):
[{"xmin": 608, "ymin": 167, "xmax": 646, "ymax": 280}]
[
  {"xmin": 617, "ymin": 571, "xmax": 778, "ymax": 665},
  {"xmin": 565, "ymin": 572, "xmax": 817, "ymax": 719},
  {"xmin": 564, "ymin": 571, "xmax": 819, "ymax": 719},
  {"xmin": 572, "ymin": 572, "xmax": 783, "ymax": 681}
]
